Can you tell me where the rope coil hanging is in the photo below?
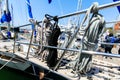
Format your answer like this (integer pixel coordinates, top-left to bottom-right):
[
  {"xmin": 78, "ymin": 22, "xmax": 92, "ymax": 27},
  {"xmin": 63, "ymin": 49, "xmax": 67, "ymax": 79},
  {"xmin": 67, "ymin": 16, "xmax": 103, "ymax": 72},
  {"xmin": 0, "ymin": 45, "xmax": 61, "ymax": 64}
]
[{"xmin": 73, "ymin": 2, "xmax": 105, "ymax": 77}]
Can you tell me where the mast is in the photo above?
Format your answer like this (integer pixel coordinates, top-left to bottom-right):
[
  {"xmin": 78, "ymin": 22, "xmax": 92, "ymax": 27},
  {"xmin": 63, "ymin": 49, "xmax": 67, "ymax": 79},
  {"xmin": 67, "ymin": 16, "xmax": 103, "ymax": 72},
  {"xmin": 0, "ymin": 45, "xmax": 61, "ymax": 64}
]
[
  {"xmin": 5, "ymin": 0, "xmax": 10, "ymax": 31},
  {"xmin": 0, "ymin": 1, "xmax": 2, "ymax": 32}
]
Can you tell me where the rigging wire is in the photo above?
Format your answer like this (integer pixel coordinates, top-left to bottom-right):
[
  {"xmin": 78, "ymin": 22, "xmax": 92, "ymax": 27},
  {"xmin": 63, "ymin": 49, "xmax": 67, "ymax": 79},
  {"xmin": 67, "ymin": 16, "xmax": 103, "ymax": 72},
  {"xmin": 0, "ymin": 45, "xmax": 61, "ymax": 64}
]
[
  {"xmin": 76, "ymin": 0, "xmax": 82, "ymax": 23},
  {"xmin": 13, "ymin": 0, "xmax": 21, "ymax": 26},
  {"xmin": 24, "ymin": 0, "xmax": 28, "ymax": 29},
  {"xmin": 0, "ymin": 1, "xmax": 3, "ymax": 18},
  {"xmin": 57, "ymin": 0, "xmax": 66, "ymax": 25}
]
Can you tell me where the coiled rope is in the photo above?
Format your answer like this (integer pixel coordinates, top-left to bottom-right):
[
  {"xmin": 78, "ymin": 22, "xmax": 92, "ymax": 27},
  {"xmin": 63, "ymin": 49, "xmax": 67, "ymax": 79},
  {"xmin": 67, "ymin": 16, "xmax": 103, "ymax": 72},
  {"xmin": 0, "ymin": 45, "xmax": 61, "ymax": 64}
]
[{"xmin": 73, "ymin": 2, "xmax": 105, "ymax": 78}]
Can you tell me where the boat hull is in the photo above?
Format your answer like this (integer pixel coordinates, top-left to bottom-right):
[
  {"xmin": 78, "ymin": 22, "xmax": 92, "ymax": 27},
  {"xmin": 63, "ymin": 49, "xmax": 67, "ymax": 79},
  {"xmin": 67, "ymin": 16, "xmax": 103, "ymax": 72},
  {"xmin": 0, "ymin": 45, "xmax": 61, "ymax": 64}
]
[
  {"xmin": 0, "ymin": 64, "xmax": 70, "ymax": 80},
  {"xmin": 0, "ymin": 64, "xmax": 37, "ymax": 80}
]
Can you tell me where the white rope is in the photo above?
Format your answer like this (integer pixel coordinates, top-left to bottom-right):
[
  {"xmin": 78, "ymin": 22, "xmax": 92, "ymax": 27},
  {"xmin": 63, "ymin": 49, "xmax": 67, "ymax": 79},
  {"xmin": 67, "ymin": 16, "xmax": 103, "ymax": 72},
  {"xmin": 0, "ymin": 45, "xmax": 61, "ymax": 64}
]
[{"xmin": 74, "ymin": 2, "xmax": 105, "ymax": 76}]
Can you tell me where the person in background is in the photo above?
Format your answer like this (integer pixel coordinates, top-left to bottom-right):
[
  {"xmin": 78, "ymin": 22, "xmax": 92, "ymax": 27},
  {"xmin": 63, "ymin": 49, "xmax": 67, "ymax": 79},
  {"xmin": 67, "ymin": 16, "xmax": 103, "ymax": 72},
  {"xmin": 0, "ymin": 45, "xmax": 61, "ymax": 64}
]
[
  {"xmin": 101, "ymin": 30, "xmax": 110, "ymax": 50},
  {"xmin": 115, "ymin": 35, "xmax": 120, "ymax": 54},
  {"xmin": 104, "ymin": 33, "xmax": 116, "ymax": 58}
]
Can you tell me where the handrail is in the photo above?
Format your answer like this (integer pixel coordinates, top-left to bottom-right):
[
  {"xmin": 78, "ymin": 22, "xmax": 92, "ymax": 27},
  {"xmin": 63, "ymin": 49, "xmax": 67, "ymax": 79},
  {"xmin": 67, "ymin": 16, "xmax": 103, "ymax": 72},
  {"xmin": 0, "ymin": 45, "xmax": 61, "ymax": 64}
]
[
  {"xmin": 58, "ymin": 1, "xmax": 120, "ymax": 19},
  {"xmin": 14, "ymin": 21, "xmax": 42, "ymax": 28},
  {"xmin": 99, "ymin": 42, "xmax": 120, "ymax": 45},
  {"xmin": 16, "ymin": 41, "xmax": 120, "ymax": 58},
  {"xmin": 12, "ymin": 20, "xmax": 120, "ymax": 28},
  {"xmin": 106, "ymin": 20, "xmax": 120, "ymax": 24},
  {"xmin": 14, "ymin": 1, "xmax": 120, "ymax": 28}
]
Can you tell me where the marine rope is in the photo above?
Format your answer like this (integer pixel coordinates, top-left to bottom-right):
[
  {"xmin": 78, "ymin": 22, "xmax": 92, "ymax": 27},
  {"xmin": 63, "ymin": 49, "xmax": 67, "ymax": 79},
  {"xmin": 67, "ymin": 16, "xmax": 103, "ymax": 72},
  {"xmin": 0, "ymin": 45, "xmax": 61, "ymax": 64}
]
[{"xmin": 73, "ymin": 2, "xmax": 105, "ymax": 78}]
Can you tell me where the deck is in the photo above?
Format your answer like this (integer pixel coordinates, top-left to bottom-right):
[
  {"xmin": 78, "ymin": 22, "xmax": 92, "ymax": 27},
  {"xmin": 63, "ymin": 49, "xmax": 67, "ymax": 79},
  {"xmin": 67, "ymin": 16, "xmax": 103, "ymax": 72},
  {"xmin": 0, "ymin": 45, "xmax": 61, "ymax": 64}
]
[{"xmin": 0, "ymin": 40, "xmax": 120, "ymax": 80}]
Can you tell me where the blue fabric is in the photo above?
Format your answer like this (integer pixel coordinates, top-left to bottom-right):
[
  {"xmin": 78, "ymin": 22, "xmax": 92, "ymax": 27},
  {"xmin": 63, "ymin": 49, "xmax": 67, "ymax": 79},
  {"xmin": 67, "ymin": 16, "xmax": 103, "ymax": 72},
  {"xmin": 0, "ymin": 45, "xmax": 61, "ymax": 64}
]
[
  {"xmin": 1, "ymin": 11, "xmax": 7, "ymax": 23},
  {"xmin": 107, "ymin": 37, "xmax": 116, "ymax": 43},
  {"xmin": 26, "ymin": 0, "xmax": 33, "ymax": 18},
  {"xmin": 0, "ymin": 11, "xmax": 11, "ymax": 23},
  {"xmin": 48, "ymin": 0, "xmax": 52, "ymax": 4},
  {"xmin": 31, "ymin": 24, "xmax": 35, "ymax": 30},
  {"xmin": 114, "ymin": 38, "xmax": 120, "ymax": 43},
  {"xmin": 34, "ymin": 30, "xmax": 36, "ymax": 37},
  {"xmin": 7, "ymin": 11, "xmax": 11, "ymax": 22},
  {"xmin": 110, "ymin": 37, "xmax": 115, "ymax": 43},
  {"xmin": 7, "ymin": 31, "xmax": 11, "ymax": 39},
  {"xmin": 113, "ymin": 0, "xmax": 120, "ymax": 13},
  {"xmin": 26, "ymin": 0, "xmax": 35, "ymax": 30}
]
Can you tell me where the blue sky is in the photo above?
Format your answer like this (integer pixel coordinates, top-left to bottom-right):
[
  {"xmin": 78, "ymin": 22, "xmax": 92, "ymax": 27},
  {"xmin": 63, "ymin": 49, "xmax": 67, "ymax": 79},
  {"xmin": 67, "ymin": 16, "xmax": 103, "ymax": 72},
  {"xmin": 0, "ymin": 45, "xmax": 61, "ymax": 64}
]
[{"xmin": 6, "ymin": 0, "xmax": 120, "ymax": 29}]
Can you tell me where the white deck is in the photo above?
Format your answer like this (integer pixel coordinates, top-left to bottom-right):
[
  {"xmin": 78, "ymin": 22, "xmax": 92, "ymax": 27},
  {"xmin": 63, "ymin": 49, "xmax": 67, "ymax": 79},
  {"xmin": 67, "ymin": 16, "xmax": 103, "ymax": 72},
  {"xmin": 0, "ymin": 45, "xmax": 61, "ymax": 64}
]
[{"xmin": 0, "ymin": 40, "xmax": 120, "ymax": 80}]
